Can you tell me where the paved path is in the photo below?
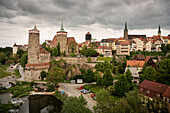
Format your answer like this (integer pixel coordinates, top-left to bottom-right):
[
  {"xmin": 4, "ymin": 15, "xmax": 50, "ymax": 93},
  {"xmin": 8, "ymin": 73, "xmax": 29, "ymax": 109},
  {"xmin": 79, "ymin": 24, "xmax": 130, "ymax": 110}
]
[
  {"xmin": 58, "ymin": 83, "xmax": 96, "ymax": 112},
  {"xmin": 17, "ymin": 65, "xmax": 25, "ymax": 81}
]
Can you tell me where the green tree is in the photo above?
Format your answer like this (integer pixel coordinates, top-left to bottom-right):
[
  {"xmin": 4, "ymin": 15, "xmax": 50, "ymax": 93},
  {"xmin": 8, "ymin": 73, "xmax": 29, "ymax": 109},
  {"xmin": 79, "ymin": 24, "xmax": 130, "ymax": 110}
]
[
  {"xmin": 0, "ymin": 52, "xmax": 6, "ymax": 64},
  {"xmin": 93, "ymin": 89, "xmax": 117, "ymax": 113},
  {"xmin": 61, "ymin": 95, "xmax": 91, "ymax": 113},
  {"xmin": 42, "ymin": 42, "xmax": 46, "ymax": 48},
  {"xmin": 40, "ymin": 70, "xmax": 47, "ymax": 80},
  {"xmin": 83, "ymin": 68, "xmax": 94, "ymax": 83},
  {"xmin": 125, "ymin": 68, "xmax": 133, "ymax": 83},
  {"xmin": 102, "ymin": 70, "xmax": 113, "ymax": 87},
  {"xmin": 57, "ymin": 43, "xmax": 60, "ymax": 56},
  {"xmin": 68, "ymin": 41, "xmax": 76, "ymax": 53},
  {"xmin": 140, "ymin": 66, "xmax": 157, "ymax": 83},
  {"xmin": 52, "ymin": 47, "xmax": 58, "ymax": 56},
  {"xmin": 113, "ymin": 75, "xmax": 130, "ymax": 97},
  {"xmin": 84, "ymin": 48, "xmax": 98, "ymax": 57},
  {"xmin": 46, "ymin": 67, "xmax": 66, "ymax": 83},
  {"xmin": 20, "ymin": 54, "xmax": 28, "ymax": 68},
  {"xmin": 80, "ymin": 46, "xmax": 87, "ymax": 56},
  {"xmin": 17, "ymin": 49, "xmax": 24, "ymax": 58},
  {"xmin": 156, "ymin": 59, "xmax": 170, "ymax": 85}
]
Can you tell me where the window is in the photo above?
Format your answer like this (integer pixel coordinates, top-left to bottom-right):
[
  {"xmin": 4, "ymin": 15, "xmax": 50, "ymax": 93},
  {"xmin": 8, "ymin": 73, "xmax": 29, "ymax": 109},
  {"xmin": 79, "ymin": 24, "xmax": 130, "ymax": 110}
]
[
  {"xmin": 156, "ymin": 93, "xmax": 160, "ymax": 97},
  {"xmin": 169, "ymin": 99, "xmax": 170, "ymax": 103},
  {"xmin": 140, "ymin": 88, "xmax": 143, "ymax": 92},
  {"xmin": 146, "ymin": 90, "xmax": 150, "ymax": 94},
  {"xmin": 165, "ymin": 98, "xmax": 167, "ymax": 102}
]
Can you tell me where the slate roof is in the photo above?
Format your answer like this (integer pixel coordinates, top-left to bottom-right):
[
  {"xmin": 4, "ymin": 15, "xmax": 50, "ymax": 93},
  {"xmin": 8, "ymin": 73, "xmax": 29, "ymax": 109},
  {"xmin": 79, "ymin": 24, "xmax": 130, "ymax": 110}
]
[{"xmin": 134, "ymin": 55, "xmax": 145, "ymax": 60}]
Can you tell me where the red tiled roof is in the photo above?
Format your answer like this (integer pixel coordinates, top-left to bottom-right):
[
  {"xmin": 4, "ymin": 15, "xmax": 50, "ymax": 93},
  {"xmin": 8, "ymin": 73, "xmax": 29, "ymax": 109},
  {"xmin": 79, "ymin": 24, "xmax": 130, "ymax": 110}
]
[
  {"xmin": 116, "ymin": 37, "xmax": 125, "ymax": 40},
  {"xmin": 145, "ymin": 56, "xmax": 151, "ymax": 63},
  {"xmin": 78, "ymin": 44, "xmax": 82, "ymax": 47},
  {"xmin": 82, "ymin": 40, "xmax": 90, "ymax": 44},
  {"xmin": 67, "ymin": 37, "xmax": 76, "ymax": 45},
  {"xmin": 96, "ymin": 46, "xmax": 111, "ymax": 50},
  {"xmin": 162, "ymin": 87, "xmax": 170, "ymax": 98},
  {"xmin": 127, "ymin": 60, "xmax": 145, "ymax": 67},
  {"xmin": 135, "ymin": 55, "xmax": 145, "ymax": 60},
  {"xmin": 24, "ymin": 44, "xmax": 28, "ymax": 47},
  {"xmin": 25, "ymin": 62, "xmax": 50, "ymax": 66},
  {"xmin": 162, "ymin": 36, "xmax": 170, "ymax": 39},
  {"xmin": 139, "ymin": 80, "xmax": 168, "ymax": 94},
  {"xmin": 40, "ymin": 48, "xmax": 50, "ymax": 54},
  {"xmin": 120, "ymin": 41, "xmax": 130, "ymax": 45}
]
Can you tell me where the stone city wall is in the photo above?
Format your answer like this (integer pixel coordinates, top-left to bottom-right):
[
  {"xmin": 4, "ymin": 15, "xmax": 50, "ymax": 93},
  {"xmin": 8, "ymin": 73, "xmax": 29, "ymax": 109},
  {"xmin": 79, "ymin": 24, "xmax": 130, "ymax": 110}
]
[
  {"xmin": 25, "ymin": 68, "xmax": 48, "ymax": 81},
  {"xmin": 53, "ymin": 57, "xmax": 97, "ymax": 64}
]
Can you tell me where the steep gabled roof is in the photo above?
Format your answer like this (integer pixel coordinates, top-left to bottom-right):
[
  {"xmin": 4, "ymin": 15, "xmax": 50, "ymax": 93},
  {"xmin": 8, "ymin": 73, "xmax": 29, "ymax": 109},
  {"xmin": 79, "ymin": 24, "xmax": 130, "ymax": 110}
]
[
  {"xmin": 127, "ymin": 60, "xmax": 145, "ymax": 67},
  {"xmin": 134, "ymin": 55, "xmax": 145, "ymax": 60},
  {"xmin": 145, "ymin": 56, "xmax": 151, "ymax": 63},
  {"xmin": 139, "ymin": 80, "xmax": 168, "ymax": 94},
  {"xmin": 163, "ymin": 87, "xmax": 170, "ymax": 98},
  {"xmin": 40, "ymin": 48, "xmax": 50, "ymax": 54},
  {"xmin": 67, "ymin": 37, "xmax": 77, "ymax": 45},
  {"xmin": 96, "ymin": 46, "xmax": 111, "ymax": 50}
]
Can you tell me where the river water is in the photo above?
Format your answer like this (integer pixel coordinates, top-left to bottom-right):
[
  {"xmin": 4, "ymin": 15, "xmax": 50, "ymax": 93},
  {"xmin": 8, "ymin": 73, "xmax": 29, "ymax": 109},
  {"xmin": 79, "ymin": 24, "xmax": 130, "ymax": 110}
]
[{"xmin": 0, "ymin": 93, "xmax": 62, "ymax": 113}]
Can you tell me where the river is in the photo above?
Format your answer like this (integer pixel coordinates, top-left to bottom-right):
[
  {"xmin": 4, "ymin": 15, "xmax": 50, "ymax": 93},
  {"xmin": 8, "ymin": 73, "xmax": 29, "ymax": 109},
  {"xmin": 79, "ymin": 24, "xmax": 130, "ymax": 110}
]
[{"xmin": 0, "ymin": 93, "xmax": 62, "ymax": 113}]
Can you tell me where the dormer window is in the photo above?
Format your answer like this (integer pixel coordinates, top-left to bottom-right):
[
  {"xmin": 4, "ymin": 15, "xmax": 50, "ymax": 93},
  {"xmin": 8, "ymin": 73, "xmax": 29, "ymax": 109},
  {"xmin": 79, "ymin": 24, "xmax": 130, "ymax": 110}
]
[
  {"xmin": 146, "ymin": 90, "xmax": 150, "ymax": 94},
  {"xmin": 156, "ymin": 93, "xmax": 160, "ymax": 97},
  {"xmin": 140, "ymin": 88, "xmax": 143, "ymax": 92}
]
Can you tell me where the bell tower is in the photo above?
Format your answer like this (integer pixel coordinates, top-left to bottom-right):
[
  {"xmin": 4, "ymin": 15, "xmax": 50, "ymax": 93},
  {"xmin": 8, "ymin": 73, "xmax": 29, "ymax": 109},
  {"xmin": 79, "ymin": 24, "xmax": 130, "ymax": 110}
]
[{"xmin": 124, "ymin": 21, "xmax": 128, "ymax": 40}]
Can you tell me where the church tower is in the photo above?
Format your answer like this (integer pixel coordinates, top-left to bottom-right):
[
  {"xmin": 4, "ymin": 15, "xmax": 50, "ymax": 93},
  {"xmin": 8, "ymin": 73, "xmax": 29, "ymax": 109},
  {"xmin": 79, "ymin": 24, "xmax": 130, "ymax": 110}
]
[
  {"xmin": 124, "ymin": 21, "xmax": 128, "ymax": 40},
  {"xmin": 28, "ymin": 25, "xmax": 40, "ymax": 64},
  {"xmin": 85, "ymin": 32, "xmax": 92, "ymax": 41},
  {"xmin": 158, "ymin": 25, "xmax": 161, "ymax": 37},
  {"xmin": 56, "ymin": 20, "xmax": 67, "ymax": 53}
]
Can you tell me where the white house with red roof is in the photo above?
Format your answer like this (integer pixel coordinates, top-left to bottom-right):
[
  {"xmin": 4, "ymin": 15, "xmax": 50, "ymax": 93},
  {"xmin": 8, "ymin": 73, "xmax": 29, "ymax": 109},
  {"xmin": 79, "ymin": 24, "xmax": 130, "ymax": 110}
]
[{"xmin": 95, "ymin": 46, "xmax": 112, "ymax": 57}]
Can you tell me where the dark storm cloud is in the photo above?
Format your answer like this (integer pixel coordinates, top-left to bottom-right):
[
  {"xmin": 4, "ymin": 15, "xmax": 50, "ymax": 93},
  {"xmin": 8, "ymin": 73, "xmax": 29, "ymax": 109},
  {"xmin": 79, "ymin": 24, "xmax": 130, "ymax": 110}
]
[{"xmin": 0, "ymin": 0, "xmax": 170, "ymax": 30}]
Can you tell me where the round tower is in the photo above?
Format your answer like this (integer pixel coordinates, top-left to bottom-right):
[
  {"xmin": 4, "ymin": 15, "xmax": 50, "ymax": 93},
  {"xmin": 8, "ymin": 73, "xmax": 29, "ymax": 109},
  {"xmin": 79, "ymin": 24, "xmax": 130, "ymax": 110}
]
[
  {"xmin": 86, "ymin": 32, "xmax": 92, "ymax": 41},
  {"xmin": 28, "ymin": 25, "xmax": 40, "ymax": 64}
]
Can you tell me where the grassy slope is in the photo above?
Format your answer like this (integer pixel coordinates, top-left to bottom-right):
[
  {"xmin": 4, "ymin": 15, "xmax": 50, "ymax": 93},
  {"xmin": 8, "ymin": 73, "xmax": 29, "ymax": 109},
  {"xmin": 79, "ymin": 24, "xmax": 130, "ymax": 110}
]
[
  {"xmin": 97, "ymin": 57, "xmax": 112, "ymax": 62},
  {"xmin": 0, "ymin": 64, "xmax": 11, "ymax": 78}
]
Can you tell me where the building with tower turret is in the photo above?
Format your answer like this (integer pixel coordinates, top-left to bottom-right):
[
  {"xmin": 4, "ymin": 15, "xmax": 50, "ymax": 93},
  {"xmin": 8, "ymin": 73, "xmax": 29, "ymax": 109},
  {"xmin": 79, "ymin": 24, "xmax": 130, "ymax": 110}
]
[
  {"xmin": 25, "ymin": 26, "xmax": 50, "ymax": 81},
  {"xmin": 86, "ymin": 32, "xmax": 92, "ymax": 41},
  {"xmin": 124, "ymin": 22, "xmax": 128, "ymax": 40},
  {"xmin": 50, "ymin": 21, "xmax": 79, "ymax": 56}
]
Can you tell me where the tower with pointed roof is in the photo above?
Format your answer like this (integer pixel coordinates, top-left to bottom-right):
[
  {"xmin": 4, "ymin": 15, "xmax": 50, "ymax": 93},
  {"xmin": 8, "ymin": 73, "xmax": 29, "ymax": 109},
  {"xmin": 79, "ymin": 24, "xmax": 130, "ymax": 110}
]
[
  {"xmin": 124, "ymin": 21, "xmax": 128, "ymax": 40},
  {"xmin": 56, "ymin": 20, "xmax": 68, "ymax": 53},
  {"xmin": 85, "ymin": 32, "xmax": 92, "ymax": 41},
  {"xmin": 28, "ymin": 25, "xmax": 40, "ymax": 64},
  {"xmin": 158, "ymin": 25, "xmax": 161, "ymax": 37}
]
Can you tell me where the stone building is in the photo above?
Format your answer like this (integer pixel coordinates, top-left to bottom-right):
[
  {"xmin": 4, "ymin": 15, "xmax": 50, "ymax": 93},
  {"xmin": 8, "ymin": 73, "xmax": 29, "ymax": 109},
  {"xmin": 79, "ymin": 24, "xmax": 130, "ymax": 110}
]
[
  {"xmin": 25, "ymin": 26, "xmax": 50, "ymax": 81},
  {"xmin": 12, "ymin": 43, "xmax": 27, "ymax": 54},
  {"xmin": 50, "ymin": 21, "xmax": 79, "ymax": 56}
]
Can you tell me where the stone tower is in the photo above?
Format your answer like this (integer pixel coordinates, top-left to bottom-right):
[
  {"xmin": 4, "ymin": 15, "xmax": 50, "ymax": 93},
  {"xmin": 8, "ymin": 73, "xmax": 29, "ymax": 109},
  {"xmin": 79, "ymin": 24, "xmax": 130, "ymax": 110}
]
[
  {"xmin": 158, "ymin": 25, "xmax": 161, "ymax": 37},
  {"xmin": 124, "ymin": 21, "xmax": 128, "ymax": 40},
  {"xmin": 85, "ymin": 32, "xmax": 92, "ymax": 41},
  {"xmin": 56, "ymin": 20, "xmax": 67, "ymax": 53},
  {"xmin": 28, "ymin": 25, "xmax": 40, "ymax": 64}
]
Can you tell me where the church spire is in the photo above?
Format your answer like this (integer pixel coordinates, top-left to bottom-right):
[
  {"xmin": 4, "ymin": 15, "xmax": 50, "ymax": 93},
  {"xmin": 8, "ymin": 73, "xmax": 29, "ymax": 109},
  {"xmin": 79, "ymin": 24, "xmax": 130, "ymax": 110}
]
[
  {"xmin": 58, "ymin": 19, "xmax": 66, "ymax": 32},
  {"xmin": 124, "ymin": 21, "xmax": 128, "ymax": 39},
  {"xmin": 158, "ymin": 25, "xmax": 161, "ymax": 36},
  {"xmin": 34, "ymin": 25, "xmax": 37, "ymax": 30},
  {"xmin": 125, "ymin": 21, "xmax": 127, "ymax": 30}
]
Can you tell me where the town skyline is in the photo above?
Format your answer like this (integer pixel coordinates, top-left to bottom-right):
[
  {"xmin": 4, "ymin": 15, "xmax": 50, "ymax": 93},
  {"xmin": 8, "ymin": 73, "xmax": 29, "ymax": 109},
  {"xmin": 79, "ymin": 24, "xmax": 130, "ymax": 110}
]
[{"xmin": 0, "ymin": 0, "xmax": 170, "ymax": 47}]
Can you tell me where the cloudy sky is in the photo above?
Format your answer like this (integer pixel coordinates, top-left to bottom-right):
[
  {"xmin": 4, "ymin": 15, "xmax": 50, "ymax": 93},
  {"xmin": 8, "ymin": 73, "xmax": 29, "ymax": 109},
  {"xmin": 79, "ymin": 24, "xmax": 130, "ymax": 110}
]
[{"xmin": 0, "ymin": 0, "xmax": 170, "ymax": 47}]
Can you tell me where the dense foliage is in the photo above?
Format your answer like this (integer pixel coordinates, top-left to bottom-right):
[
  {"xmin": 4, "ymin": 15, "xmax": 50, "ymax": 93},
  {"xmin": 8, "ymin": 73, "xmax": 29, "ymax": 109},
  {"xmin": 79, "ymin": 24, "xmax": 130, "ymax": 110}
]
[
  {"xmin": 20, "ymin": 54, "xmax": 28, "ymax": 68},
  {"xmin": 61, "ymin": 95, "xmax": 92, "ymax": 113},
  {"xmin": 80, "ymin": 46, "xmax": 98, "ymax": 57},
  {"xmin": 40, "ymin": 70, "xmax": 47, "ymax": 80},
  {"xmin": 94, "ymin": 89, "xmax": 168, "ymax": 113},
  {"xmin": 0, "ymin": 99, "xmax": 19, "ymax": 113}
]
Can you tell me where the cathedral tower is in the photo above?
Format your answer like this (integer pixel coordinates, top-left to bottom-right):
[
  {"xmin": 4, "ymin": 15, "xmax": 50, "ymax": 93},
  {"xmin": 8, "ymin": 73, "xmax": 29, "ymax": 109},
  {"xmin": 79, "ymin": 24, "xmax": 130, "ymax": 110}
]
[
  {"xmin": 124, "ymin": 21, "xmax": 128, "ymax": 40},
  {"xmin": 158, "ymin": 25, "xmax": 161, "ymax": 37},
  {"xmin": 28, "ymin": 25, "xmax": 40, "ymax": 64},
  {"xmin": 56, "ymin": 20, "xmax": 67, "ymax": 53}
]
